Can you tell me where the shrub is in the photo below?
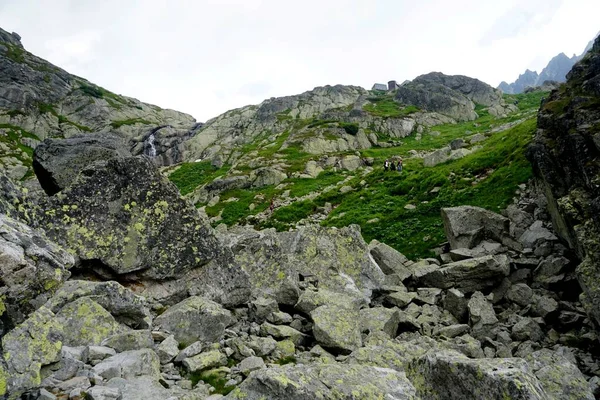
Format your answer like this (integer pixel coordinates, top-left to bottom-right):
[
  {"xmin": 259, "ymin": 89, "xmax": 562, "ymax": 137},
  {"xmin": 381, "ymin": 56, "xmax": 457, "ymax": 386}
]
[{"xmin": 340, "ymin": 122, "xmax": 359, "ymax": 135}]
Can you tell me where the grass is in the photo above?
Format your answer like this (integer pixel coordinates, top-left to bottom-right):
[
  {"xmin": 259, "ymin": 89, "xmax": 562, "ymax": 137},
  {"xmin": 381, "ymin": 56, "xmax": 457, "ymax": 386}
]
[
  {"xmin": 0, "ymin": 124, "xmax": 41, "ymax": 180},
  {"xmin": 2, "ymin": 42, "xmax": 25, "ymax": 63},
  {"xmin": 363, "ymin": 96, "xmax": 420, "ymax": 118},
  {"xmin": 110, "ymin": 118, "xmax": 153, "ymax": 129},
  {"xmin": 188, "ymin": 371, "xmax": 235, "ymax": 395},
  {"xmin": 168, "ymin": 161, "xmax": 231, "ymax": 196}
]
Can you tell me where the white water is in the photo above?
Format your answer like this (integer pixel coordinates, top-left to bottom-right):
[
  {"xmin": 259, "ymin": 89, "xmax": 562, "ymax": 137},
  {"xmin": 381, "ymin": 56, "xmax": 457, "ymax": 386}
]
[{"xmin": 145, "ymin": 133, "xmax": 157, "ymax": 157}]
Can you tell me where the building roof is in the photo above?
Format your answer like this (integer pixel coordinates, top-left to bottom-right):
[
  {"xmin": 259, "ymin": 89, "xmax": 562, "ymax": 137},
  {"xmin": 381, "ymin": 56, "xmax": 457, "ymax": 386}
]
[{"xmin": 371, "ymin": 83, "xmax": 387, "ymax": 91}]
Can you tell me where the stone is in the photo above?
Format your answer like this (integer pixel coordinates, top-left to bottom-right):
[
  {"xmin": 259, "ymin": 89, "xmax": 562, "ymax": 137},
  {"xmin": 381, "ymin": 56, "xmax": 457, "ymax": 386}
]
[
  {"xmin": 419, "ymin": 255, "xmax": 510, "ymax": 293},
  {"xmin": 441, "ymin": 206, "xmax": 510, "ymax": 250},
  {"xmin": 467, "ymin": 291, "xmax": 498, "ymax": 340},
  {"xmin": 506, "ymin": 283, "xmax": 533, "ymax": 307},
  {"xmin": 407, "ymin": 350, "xmax": 548, "ymax": 399},
  {"xmin": 359, "ymin": 307, "xmax": 401, "ymax": 338},
  {"xmin": 174, "ymin": 341, "xmax": 204, "ymax": 363},
  {"xmin": 156, "ymin": 335, "xmax": 179, "ymax": 364},
  {"xmin": 45, "ymin": 280, "xmax": 151, "ymax": 329},
  {"xmin": 182, "ymin": 350, "xmax": 227, "ymax": 373},
  {"xmin": 55, "ymin": 297, "xmax": 124, "ymax": 346},
  {"xmin": 531, "ymin": 295, "xmax": 559, "ymax": 318},
  {"xmin": 434, "ymin": 324, "xmax": 470, "ymax": 338},
  {"xmin": 267, "ymin": 311, "xmax": 293, "ymax": 325},
  {"xmin": 238, "ymin": 356, "xmax": 266, "ymax": 376},
  {"xmin": 450, "ymin": 138, "xmax": 464, "ymax": 150},
  {"xmin": 250, "ymin": 167, "xmax": 287, "ymax": 188},
  {"xmin": 153, "ymin": 296, "xmax": 235, "ymax": 347},
  {"xmin": 385, "ymin": 291, "xmax": 417, "ymax": 308},
  {"xmin": 245, "ymin": 336, "xmax": 277, "ymax": 357},
  {"xmin": 260, "ymin": 323, "xmax": 308, "ymax": 346},
  {"xmin": 512, "ymin": 318, "xmax": 544, "ymax": 342},
  {"xmin": 415, "ymin": 288, "xmax": 442, "ymax": 305},
  {"xmin": 0, "ymin": 214, "xmax": 75, "ymax": 329},
  {"xmin": 101, "ymin": 330, "xmax": 154, "ymax": 353},
  {"xmin": 36, "ymin": 157, "xmax": 219, "ymax": 280},
  {"xmin": 92, "ymin": 349, "xmax": 160, "ymax": 380},
  {"xmin": 225, "ymin": 363, "xmax": 417, "ymax": 399},
  {"xmin": 33, "ymin": 133, "xmax": 132, "ymax": 195},
  {"xmin": 106, "ymin": 375, "xmax": 203, "ymax": 400},
  {"xmin": 249, "ymin": 297, "xmax": 278, "ymax": 323},
  {"xmin": 88, "ymin": 346, "xmax": 117, "ymax": 364},
  {"xmin": 38, "ymin": 388, "xmax": 57, "ymax": 400},
  {"xmin": 295, "ymin": 288, "xmax": 367, "ymax": 314},
  {"xmin": 85, "ymin": 386, "xmax": 122, "ymax": 400},
  {"xmin": 311, "ymin": 304, "xmax": 362, "ymax": 354},
  {"xmin": 526, "ymin": 349, "xmax": 594, "ymax": 400},
  {"xmin": 443, "ymin": 288, "xmax": 469, "ymax": 323},
  {"xmin": 423, "ymin": 146, "xmax": 451, "ymax": 167},
  {"xmin": 518, "ymin": 221, "xmax": 557, "ymax": 249},
  {"xmin": 369, "ymin": 240, "xmax": 412, "ymax": 280}
]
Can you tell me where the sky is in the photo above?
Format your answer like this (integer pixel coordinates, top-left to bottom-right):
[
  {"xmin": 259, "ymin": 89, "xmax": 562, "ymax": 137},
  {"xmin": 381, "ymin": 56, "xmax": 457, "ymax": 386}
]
[{"xmin": 0, "ymin": 0, "xmax": 598, "ymax": 121}]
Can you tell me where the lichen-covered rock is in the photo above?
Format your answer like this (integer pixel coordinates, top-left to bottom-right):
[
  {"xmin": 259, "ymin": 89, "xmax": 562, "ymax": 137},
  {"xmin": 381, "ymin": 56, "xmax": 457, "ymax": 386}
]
[
  {"xmin": 2, "ymin": 306, "xmax": 63, "ymax": 398},
  {"xmin": 100, "ymin": 330, "xmax": 154, "ymax": 353},
  {"xmin": 419, "ymin": 255, "xmax": 509, "ymax": 293},
  {"xmin": 92, "ymin": 349, "xmax": 160, "ymax": 380},
  {"xmin": 359, "ymin": 307, "xmax": 401, "ymax": 337},
  {"xmin": 55, "ymin": 297, "xmax": 124, "ymax": 346},
  {"xmin": 260, "ymin": 323, "xmax": 308, "ymax": 346},
  {"xmin": 294, "ymin": 288, "xmax": 367, "ymax": 314},
  {"xmin": 311, "ymin": 304, "xmax": 362, "ymax": 354},
  {"xmin": 182, "ymin": 350, "xmax": 227, "ymax": 373},
  {"xmin": 105, "ymin": 375, "xmax": 207, "ymax": 400},
  {"xmin": 44, "ymin": 280, "xmax": 151, "ymax": 329},
  {"xmin": 32, "ymin": 133, "xmax": 132, "ymax": 195},
  {"xmin": 223, "ymin": 224, "xmax": 385, "ymax": 303},
  {"xmin": 0, "ymin": 213, "xmax": 74, "ymax": 327},
  {"xmin": 369, "ymin": 240, "xmax": 412, "ymax": 280},
  {"xmin": 36, "ymin": 156, "xmax": 219, "ymax": 279},
  {"xmin": 441, "ymin": 206, "xmax": 510, "ymax": 250},
  {"xmin": 467, "ymin": 291, "xmax": 498, "ymax": 340},
  {"xmin": 153, "ymin": 296, "xmax": 235, "ymax": 347},
  {"xmin": 407, "ymin": 350, "xmax": 549, "ymax": 399},
  {"xmin": 525, "ymin": 349, "xmax": 594, "ymax": 399},
  {"xmin": 225, "ymin": 363, "xmax": 418, "ymax": 399}
]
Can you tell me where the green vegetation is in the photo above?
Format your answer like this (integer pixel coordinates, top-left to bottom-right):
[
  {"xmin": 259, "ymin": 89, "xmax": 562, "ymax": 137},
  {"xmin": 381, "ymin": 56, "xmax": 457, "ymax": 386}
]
[
  {"xmin": 78, "ymin": 81, "xmax": 130, "ymax": 109},
  {"xmin": 0, "ymin": 124, "xmax": 41, "ymax": 180},
  {"xmin": 168, "ymin": 161, "xmax": 230, "ymax": 196},
  {"xmin": 364, "ymin": 96, "xmax": 420, "ymax": 118},
  {"xmin": 275, "ymin": 356, "xmax": 297, "ymax": 365},
  {"xmin": 110, "ymin": 118, "xmax": 153, "ymax": 129},
  {"xmin": 503, "ymin": 91, "xmax": 547, "ymax": 112},
  {"xmin": 1, "ymin": 42, "xmax": 25, "ymax": 63},
  {"xmin": 339, "ymin": 122, "xmax": 359, "ymax": 135},
  {"xmin": 36, "ymin": 103, "xmax": 92, "ymax": 132},
  {"xmin": 188, "ymin": 371, "xmax": 235, "ymax": 395}
]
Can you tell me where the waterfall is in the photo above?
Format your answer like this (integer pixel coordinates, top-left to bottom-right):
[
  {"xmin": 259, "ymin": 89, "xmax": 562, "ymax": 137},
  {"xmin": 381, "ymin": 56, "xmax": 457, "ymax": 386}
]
[{"xmin": 144, "ymin": 133, "xmax": 157, "ymax": 157}]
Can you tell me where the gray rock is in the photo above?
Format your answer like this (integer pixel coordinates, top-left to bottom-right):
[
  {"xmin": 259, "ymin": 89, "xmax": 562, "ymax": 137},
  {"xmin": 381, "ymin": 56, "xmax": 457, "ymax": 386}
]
[
  {"xmin": 250, "ymin": 167, "xmax": 287, "ymax": 188},
  {"xmin": 468, "ymin": 291, "xmax": 498, "ymax": 340},
  {"xmin": 174, "ymin": 341, "xmax": 203, "ymax": 363},
  {"xmin": 182, "ymin": 350, "xmax": 227, "ymax": 373},
  {"xmin": 506, "ymin": 283, "xmax": 533, "ymax": 307},
  {"xmin": 153, "ymin": 296, "xmax": 235, "ymax": 347},
  {"xmin": 106, "ymin": 375, "xmax": 203, "ymax": 400},
  {"xmin": 295, "ymin": 288, "xmax": 367, "ymax": 314},
  {"xmin": 239, "ymin": 356, "xmax": 266, "ymax": 376},
  {"xmin": 33, "ymin": 133, "xmax": 131, "ymax": 195},
  {"xmin": 419, "ymin": 255, "xmax": 510, "ymax": 292},
  {"xmin": 249, "ymin": 297, "xmax": 278, "ymax": 323},
  {"xmin": 311, "ymin": 304, "xmax": 362, "ymax": 354},
  {"xmin": 434, "ymin": 324, "xmax": 470, "ymax": 338},
  {"xmin": 443, "ymin": 288, "xmax": 469, "ymax": 323},
  {"xmin": 61, "ymin": 346, "xmax": 89, "ymax": 363},
  {"xmin": 369, "ymin": 240, "xmax": 412, "ymax": 280},
  {"xmin": 101, "ymin": 330, "xmax": 154, "ymax": 353},
  {"xmin": 359, "ymin": 307, "xmax": 401, "ymax": 337},
  {"xmin": 385, "ymin": 291, "xmax": 417, "ymax": 308},
  {"xmin": 260, "ymin": 323, "xmax": 308, "ymax": 346},
  {"xmin": 267, "ymin": 311, "xmax": 293, "ymax": 325},
  {"xmin": 441, "ymin": 206, "xmax": 510, "ymax": 250},
  {"xmin": 423, "ymin": 146, "xmax": 451, "ymax": 167},
  {"xmin": 226, "ymin": 363, "xmax": 417, "ymax": 399},
  {"xmin": 245, "ymin": 336, "xmax": 277, "ymax": 357},
  {"xmin": 450, "ymin": 138, "xmax": 464, "ymax": 150},
  {"xmin": 407, "ymin": 350, "xmax": 549, "ymax": 399},
  {"xmin": 88, "ymin": 346, "xmax": 117, "ymax": 364},
  {"xmin": 512, "ymin": 318, "xmax": 544, "ymax": 342},
  {"xmin": 85, "ymin": 386, "xmax": 122, "ymax": 400},
  {"xmin": 92, "ymin": 349, "xmax": 160, "ymax": 380},
  {"xmin": 415, "ymin": 288, "xmax": 442, "ymax": 305},
  {"xmin": 531, "ymin": 295, "xmax": 559, "ymax": 318},
  {"xmin": 156, "ymin": 335, "xmax": 179, "ymax": 364},
  {"xmin": 0, "ymin": 214, "xmax": 74, "ymax": 327},
  {"xmin": 36, "ymin": 157, "xmax": 219, "ymax": 280},
  {"xmin": 518, "ymin": 221, "xmax": 558, "ymax": 249},
  {"xmin": 38, "ymin": 388, "xmax": 57, "ymax": 400}
]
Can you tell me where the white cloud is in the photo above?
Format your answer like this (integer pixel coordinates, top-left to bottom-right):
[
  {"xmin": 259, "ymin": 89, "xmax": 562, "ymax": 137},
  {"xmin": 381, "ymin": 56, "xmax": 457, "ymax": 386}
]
[{"xmin": 0, "ymin": 0, "xmax": 599, "ymax": 120}]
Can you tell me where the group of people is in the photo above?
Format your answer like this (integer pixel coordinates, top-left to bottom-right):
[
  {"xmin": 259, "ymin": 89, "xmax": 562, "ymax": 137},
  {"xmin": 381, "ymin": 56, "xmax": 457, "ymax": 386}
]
[{"xmin": 384, "ymin": 158, "xmax": 403, "ymax": 173}]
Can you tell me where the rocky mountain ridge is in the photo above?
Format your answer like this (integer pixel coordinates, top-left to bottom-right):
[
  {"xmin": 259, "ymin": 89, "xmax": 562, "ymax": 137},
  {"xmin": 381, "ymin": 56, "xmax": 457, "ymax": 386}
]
[{"xmin": 498, "ymin": 32, "xmax": 599, "ymax": 94}]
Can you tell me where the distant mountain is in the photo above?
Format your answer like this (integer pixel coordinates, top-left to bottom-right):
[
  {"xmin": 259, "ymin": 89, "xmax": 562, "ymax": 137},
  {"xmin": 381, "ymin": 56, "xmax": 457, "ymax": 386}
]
[{"xmin": 498, "ymin": 32, "xmax": 599, "ymax": 94}]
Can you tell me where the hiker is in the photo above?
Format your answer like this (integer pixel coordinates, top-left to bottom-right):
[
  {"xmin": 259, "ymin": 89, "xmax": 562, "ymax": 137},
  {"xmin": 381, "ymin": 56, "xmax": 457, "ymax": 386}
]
[
  {"xmin": 384, "ymin": 159, "xmax": 389, "ymax": 171},
  {"xmin": 269, "ymin": 199, "xmax": 275, "ymax": 214},
  {"xmin": 397, "ymin": 158, "xmax": 403, "ymax": 173},
  {"xmin": 390, "ymin": 160, "xmax": 396, "ymax": 172}
]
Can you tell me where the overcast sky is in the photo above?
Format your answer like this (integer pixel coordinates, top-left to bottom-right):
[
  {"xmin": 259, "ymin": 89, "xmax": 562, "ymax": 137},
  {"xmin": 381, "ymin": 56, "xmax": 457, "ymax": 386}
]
[{"xmin": 1, "ymin": 0, "xmax": 598, "ymax": 121}]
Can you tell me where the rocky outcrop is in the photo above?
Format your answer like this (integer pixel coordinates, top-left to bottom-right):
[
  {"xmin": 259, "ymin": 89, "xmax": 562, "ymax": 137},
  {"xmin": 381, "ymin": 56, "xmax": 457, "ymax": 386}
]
[
  {"xmin": 527, "ymin": 34, "xmax": 600, "ymax": 328},
  {"xmin": 36, "ymin": 156, "xmax": 219, "ymax": 279}
]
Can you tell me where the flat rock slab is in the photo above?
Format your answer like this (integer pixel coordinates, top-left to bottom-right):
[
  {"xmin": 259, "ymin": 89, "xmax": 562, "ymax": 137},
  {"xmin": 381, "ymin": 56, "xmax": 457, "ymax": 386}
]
[{"xmin": 311, "ymin": 304, "xmax": 362, "ymax": 354}]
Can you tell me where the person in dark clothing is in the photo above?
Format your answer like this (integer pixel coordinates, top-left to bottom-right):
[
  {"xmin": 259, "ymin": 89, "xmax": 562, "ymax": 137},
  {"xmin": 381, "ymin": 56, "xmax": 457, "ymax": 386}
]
[
  {"xmin": 397, "ymin": 158, "xmax": 403, "ymax": 173},
  {"xmin": 390, "ymin": 160, "xmax": 396, "ymax": 171},
  {"xmin": 384, "ymin": 159, "xmax": 389, "ymax": 171}
]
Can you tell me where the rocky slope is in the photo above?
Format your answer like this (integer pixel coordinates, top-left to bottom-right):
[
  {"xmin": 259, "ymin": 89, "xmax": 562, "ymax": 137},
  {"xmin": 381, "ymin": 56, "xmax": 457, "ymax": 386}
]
[{"xmin": 527, "ymin": 34, "xmax": 600, "ymax": 331}]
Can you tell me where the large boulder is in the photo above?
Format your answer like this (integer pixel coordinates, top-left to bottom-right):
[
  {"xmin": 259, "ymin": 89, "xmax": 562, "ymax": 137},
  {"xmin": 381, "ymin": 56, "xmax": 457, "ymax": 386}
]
[
  {"xmin": 32, "ymin": 133, "xmax": 131, "ymax": 195},
  {"xmin": 441, "ymin": 206, "xmax": 510, "ymax": 249},
  {"xmin": 153, "ymin": 296, "xmax": 235, "ymax": 347},
  {"xmin": 311, "ymin": 304, "xmax": 362, "ymax": 354},
  {"xmin": 225, "ymin": 363, "xmax": 418, "ymax": 399},
  {"xmin": 36, "ymin": 156, "xmax": 219, "ymax": 279},
  {"xmin": 91, "ymin": 349, "xmax": 160, "ymax": 381},
  {"xmin": 418, "ymin": 255, "xmax": 510, "ymax": 292},
  {"xmin": 407, "ymin": 350, "xmax": 549, "ymax": 399},
  {"xmin": 0, "ymin": 213, "xmax": 74, "ymax": 327}
]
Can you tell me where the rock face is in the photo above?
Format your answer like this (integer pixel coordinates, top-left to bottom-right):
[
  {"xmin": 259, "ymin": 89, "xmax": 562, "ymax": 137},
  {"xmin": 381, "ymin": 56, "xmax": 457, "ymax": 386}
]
[
  {"xmin": 441, "ymin": 206, "xmax": 510, "ymax": 249},
  {"xmin": 33, "ymin": 133, "xmax": 132, "ymax": 195},
  {"xmin": 36, "ymin": 156, "xmax": 219, "ymax": 279},
  {"xmin": 527, "ymin": 34, "xmax": 600, "ymax": 327}
]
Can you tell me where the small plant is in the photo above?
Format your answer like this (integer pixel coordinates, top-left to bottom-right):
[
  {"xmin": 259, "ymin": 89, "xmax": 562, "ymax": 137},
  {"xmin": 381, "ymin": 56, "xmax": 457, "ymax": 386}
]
[
  {"xmin": 110, "ymin": 118, "xmax": 153, "ymax": 129},
  {"xmin": 79, "ymin": 83, "xmax": 104, "ymax": 99},
  {"xmin": 339, "ymin": 122, "xmax": 359, "ymax": 135},
  {"xmin": 275, "ymin": 356, "xmax": 297, "ymax": 365}
]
